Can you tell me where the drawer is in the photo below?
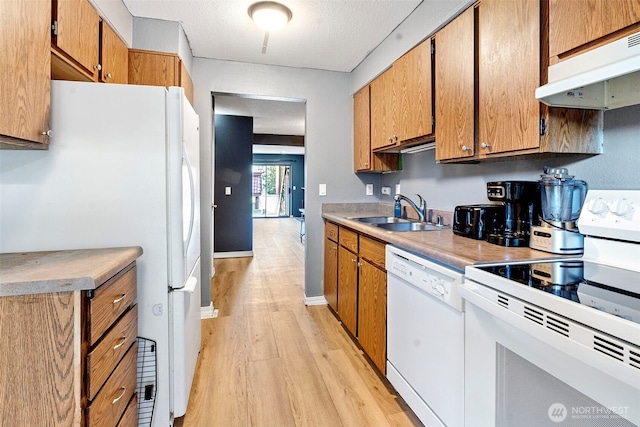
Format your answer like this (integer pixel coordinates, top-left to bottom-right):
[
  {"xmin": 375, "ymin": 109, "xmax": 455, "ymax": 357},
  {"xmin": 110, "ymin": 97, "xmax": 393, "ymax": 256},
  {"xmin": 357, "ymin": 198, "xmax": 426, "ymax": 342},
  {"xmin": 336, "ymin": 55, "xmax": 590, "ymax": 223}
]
[
  {"xmin": 325, "ymin": 222, "xmax": 338, "ymax": 242},
  {"xmin": 116, "ymin": 393, "xmax": 138, "ymax": 427},
  {"xmin": 359, "ymin": 236, "xmax": 386, "ymax": 269},
  {"xmin": 87, "ymin": 342, "xmax": 138, "ymax": 427},
  {"xmin": 87, "ymin": 305, "xmax": 138, "ymax": 400},
  {"xmin": 339, "ymin": 227, "xmax": 358, "ymax": 253},
  {"xmin": 88, "ymin": 263, "xmax": 137, "ymax": 345}
]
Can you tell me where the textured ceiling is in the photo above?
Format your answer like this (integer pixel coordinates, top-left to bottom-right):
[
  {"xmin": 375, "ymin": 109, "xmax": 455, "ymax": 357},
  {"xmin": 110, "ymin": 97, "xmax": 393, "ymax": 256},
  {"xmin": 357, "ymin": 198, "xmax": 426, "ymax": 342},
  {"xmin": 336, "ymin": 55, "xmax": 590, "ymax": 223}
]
[{"xmin": 123, "ymin": 0, "xmax": 422, "ymax": 72}]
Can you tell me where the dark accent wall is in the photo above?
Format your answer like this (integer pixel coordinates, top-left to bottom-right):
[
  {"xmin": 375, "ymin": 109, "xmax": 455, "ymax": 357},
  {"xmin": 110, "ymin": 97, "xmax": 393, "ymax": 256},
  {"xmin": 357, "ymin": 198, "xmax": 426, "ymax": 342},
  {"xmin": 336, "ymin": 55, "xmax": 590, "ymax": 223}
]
[
  {"xmin": 253, "ymin": 153, "xmax": 305, "ymax": 217},
  {"xmin": 214, "ymin": 114, "xmax": 253, "ymax": 253}
]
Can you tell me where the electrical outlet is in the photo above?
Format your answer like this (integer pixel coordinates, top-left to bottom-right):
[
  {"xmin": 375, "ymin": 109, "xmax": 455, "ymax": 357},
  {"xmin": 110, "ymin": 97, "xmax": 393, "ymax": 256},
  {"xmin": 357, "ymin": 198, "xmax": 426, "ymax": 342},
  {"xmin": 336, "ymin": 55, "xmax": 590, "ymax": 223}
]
[
  {"xmin": 395, "ymin": 184, "xmax": 401, "ymax": 195},
  {"xmin": 381, "ymin": 186, "xmax": 391, "ymax": 195},
  {"xmin": 366, "ymin": 184, "xmax": 374, "ymax": 196}
]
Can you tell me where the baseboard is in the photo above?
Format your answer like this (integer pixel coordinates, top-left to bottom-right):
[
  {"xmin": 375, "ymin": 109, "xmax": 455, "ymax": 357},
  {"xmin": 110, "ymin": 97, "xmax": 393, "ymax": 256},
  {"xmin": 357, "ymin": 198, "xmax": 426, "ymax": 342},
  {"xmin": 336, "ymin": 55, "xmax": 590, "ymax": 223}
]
[
  {"xmin": 200, "ymin": 302, "xmax": 218, "ymax": 319},
  {"xmin": 214, "ymin": 251, "xmax": 253, "ymax": 259},
  {"xmin": 304, "ymin": 296, "xmax": 328, "ymax": 306}
]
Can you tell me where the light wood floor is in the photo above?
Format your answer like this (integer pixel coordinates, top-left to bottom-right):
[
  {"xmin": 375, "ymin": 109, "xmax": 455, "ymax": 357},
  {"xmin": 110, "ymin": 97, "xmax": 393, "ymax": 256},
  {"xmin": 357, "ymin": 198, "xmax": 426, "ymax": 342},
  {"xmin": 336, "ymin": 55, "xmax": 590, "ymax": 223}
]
[{"xmin": 175, "ymin": 217, "xmax": 421, "ymax": 427}]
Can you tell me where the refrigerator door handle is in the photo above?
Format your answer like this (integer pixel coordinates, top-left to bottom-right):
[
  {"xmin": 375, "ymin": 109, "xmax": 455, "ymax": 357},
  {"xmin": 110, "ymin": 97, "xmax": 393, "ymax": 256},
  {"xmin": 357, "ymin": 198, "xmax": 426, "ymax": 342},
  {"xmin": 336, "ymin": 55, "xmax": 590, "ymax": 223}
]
[
  {"xmin": 182, "ymin": 144, "xmax": 196, "ymax": 258},
  {"xmin": 174, "ymin": 276, "xmax": 198, "ymax": 293}
]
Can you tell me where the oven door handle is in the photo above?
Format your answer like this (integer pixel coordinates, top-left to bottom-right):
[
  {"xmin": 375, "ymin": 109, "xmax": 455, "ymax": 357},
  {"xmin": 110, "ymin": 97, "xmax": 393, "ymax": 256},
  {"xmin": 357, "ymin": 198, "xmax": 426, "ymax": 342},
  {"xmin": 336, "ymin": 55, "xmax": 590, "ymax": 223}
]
[{"xmin": 459, "ymin": 280, "xmax": 640, "ymax": 391}]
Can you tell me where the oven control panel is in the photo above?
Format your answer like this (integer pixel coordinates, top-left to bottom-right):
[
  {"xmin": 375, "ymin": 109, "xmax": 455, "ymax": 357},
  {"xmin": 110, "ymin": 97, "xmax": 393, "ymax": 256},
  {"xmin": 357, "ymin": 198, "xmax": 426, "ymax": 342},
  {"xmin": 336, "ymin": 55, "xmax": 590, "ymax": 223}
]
[{"xmin": 578, "ymin": 190, "xmax": 640, "ymax": 242}]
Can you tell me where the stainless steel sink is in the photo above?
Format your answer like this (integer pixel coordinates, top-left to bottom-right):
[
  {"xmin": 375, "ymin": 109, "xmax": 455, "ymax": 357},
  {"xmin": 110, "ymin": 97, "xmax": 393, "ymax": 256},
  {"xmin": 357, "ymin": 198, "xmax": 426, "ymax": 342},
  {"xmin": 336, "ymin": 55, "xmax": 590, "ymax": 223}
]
[
  {"xmin": 373, "ymin": 221, "xmax": 450, "ymax": 232},
  {"xmin": 349, "ymin": 216, "xmax": 411, "ymax": 224}
]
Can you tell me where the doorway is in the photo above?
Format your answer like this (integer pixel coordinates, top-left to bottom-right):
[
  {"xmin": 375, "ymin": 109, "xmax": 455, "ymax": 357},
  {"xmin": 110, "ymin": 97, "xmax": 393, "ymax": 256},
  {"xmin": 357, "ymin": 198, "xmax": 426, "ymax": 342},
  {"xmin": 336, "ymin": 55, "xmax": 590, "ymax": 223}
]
[{"xmin": 252, "ymin": 164, "xmax": 291, "ymax": 218}]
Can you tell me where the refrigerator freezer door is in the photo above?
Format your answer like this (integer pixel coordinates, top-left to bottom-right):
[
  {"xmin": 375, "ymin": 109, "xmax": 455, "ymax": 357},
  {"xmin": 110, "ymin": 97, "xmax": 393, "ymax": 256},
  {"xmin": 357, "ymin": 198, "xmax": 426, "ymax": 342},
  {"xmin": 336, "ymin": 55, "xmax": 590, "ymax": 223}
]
[
  {"xmin": 168, "ymin": 87, "xmax": 200, "ymax": 290},
  {"xmin": 169, "ymin": 257, "xmax": 202, "ymax": 417}
]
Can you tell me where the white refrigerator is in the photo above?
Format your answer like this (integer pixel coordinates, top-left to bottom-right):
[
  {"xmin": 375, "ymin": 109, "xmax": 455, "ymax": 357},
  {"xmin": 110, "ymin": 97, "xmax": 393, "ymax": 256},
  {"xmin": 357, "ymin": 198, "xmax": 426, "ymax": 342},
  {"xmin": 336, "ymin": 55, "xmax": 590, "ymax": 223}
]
[{"xmin": 0, "ymin": 80, "xmax": 201, "ymax": 424}]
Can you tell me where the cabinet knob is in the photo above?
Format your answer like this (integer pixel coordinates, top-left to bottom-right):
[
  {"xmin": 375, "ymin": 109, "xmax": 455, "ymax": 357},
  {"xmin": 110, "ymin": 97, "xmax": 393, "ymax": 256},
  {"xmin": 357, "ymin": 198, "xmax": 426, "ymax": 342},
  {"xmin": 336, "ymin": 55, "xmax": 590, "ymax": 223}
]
[
  {"xmin": 364, "ymin": 162, "xmax": 369, "ymax": 168},
  {"xmin": 41, "ymin": 130, "xmax": 53, "ymax": 138},
  {"xmin": 481, "ymin": 142, "xmax": 490, "ymax": 149},
  {"xmin": 392, "ymin": 134, "xmax": 398, "ymax": 141},
  {"xmin": 387, "ymin": 136, "xmax": 392, "ymax": 142},
  {"xmin": 461, "ymin": 145, "xmax": 470, "ymax": 152},
  {"xmin": 94, "ymin": 64, "xmax": 102, "ymax": 71},
  {"xmin": 105, "ymin": 72, "xmax": 112, "ymax": 79}
]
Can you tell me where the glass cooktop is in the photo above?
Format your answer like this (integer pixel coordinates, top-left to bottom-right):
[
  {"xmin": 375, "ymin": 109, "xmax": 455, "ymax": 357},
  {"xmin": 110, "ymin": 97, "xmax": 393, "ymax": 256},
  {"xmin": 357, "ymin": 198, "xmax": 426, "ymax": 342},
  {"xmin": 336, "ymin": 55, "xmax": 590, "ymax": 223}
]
[{"xmin": 477, "ymin": 260, "xmax": 640, "ymax": 324}]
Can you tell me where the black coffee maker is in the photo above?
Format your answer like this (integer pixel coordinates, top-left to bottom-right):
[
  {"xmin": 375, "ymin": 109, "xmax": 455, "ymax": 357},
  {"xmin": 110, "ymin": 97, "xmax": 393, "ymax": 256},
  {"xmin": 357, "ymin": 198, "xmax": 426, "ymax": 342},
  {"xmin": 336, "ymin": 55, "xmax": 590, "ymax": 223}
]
[{"xmin": 486, "ymin": 181, "xmax": 540, "ymax": 247}]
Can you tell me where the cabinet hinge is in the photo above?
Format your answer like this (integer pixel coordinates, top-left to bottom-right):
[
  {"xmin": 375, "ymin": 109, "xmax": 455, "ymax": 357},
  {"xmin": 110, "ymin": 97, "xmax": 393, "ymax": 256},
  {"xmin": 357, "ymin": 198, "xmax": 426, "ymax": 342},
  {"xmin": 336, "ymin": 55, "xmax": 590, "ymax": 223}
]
[
  {"xmin": 540, "ymin": 118, "xmax": 546, "ymax": 136},
  {"xmin": 431, "ymin": 43, "xmax": 435, "ymax": 55},
  {"xmin": 432, "ymin": 115, "xmax": 435, "ymax": 128},
  {"xmin": 86, "ymin": 289, "xmax": 94, "ymax": 299},
  {"xmin": 51, "ymin": 20, "xmax": 58, "ymax": 36}
]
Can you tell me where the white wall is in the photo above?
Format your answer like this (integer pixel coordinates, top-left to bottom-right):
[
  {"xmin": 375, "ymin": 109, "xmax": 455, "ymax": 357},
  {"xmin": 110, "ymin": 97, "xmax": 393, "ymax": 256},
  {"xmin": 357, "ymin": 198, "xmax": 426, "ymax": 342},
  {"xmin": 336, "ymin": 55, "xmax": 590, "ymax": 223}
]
[
  {"xmin": 192, "ymin": 58, "xmax": 377, "ymax": 300},
  {"xmin": 132, "ymin": 17, "xmax": 194, "ymax": 74}
]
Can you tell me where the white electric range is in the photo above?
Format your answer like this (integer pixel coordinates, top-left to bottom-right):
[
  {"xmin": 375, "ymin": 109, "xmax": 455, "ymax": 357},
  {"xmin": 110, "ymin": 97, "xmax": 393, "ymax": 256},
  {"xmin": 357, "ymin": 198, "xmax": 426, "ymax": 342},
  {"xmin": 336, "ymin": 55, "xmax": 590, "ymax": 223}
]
[{"xmin": 461, "ymin": 190, "xmax": 640, "ymax": 426}]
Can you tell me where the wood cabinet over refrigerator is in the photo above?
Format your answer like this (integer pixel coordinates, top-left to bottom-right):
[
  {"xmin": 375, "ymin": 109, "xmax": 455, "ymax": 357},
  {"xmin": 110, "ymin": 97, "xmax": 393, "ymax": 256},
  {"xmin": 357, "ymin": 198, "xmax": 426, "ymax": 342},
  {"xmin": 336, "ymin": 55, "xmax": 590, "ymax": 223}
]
[{"xmin": 129, "ymin": 49, "xmax": 194, "ymax": 105}]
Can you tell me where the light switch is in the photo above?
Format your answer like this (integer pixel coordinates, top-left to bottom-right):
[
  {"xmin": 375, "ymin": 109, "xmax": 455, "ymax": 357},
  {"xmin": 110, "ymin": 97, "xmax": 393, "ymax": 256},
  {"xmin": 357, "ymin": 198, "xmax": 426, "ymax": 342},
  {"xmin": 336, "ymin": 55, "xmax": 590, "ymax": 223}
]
[
  {"xmin": 319, "ymin": 184, "xmax": 327, "ymax": 196},
  {"xmin": 225, "ymin": 186, "xmax": 232, "ymax": 195},
  {"xmin": 395, "ymin": 184, "xmax": 401, "ymax": 195},
  {"xmin": 366, "ymin": 184, "xmax": 374, "ymax": 196}
]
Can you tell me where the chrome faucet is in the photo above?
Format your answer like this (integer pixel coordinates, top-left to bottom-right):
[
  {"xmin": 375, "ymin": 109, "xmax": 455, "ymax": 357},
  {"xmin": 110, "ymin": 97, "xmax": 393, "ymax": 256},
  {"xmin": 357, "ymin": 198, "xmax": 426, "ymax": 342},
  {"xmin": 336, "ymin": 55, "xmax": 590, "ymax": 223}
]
[{"xmin": 394, "ymin": 193, "xmax": 427, "ymax": 222}]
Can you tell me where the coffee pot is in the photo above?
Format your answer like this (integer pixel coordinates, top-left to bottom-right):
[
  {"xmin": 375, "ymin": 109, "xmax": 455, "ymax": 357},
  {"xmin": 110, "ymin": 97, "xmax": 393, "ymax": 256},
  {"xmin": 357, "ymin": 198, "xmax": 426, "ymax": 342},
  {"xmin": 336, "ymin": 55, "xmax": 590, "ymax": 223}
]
[{"xmin": 539, "ymin": 167, "xmax": 588, "ymax": 225}]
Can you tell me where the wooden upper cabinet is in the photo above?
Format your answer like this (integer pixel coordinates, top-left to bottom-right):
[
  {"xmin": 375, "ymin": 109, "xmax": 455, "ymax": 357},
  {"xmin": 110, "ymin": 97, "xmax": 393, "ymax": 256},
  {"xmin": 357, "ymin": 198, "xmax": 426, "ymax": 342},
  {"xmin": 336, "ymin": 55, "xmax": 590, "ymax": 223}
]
[
  {"xmin": 395, "ymin": 39, "xmax": 433, "ymax": 143},
  {"xmin": 0, "ymin": 0, "xmax": 51, "ymax": 148},
  {"xmin": 354, "ymin": 86, "xmax": 372, "ymax": 171},
  {"xmin": 129, "ymin": 49, "xmax": 194, "ymax": 105},
  {"xmin": 52, "ymin": 0, "xmax": 100, "ymax": 80},
  {"xmin": 549, "ymin": 0, "xmax": 640, "ymax": 60},
  {"xmin": 370, "ymin": 38, "xmax": 434, "ymax": 153},
  {"xmin": 435, "ymin": 8, "xmax": 475, "ymax": 161},
  {"xmin": 370, "ymin": 67, "xmax": 396, "ymax": 150},
  {"xmin": 478, "ymin": 0, "xmax": 541, "ymax": 156},
  {"xmin": 100, "ymin": 20, "xmax": 128, "ymax": 84}
]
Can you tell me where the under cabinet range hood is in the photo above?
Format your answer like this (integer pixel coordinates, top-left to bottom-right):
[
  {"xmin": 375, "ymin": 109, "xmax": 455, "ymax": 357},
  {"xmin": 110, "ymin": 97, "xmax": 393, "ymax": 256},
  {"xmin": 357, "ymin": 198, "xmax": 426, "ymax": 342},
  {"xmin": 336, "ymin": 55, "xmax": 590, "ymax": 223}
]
[{"xmin": 536, "ymin": 31, "xmax": 640, "ymax": 110}]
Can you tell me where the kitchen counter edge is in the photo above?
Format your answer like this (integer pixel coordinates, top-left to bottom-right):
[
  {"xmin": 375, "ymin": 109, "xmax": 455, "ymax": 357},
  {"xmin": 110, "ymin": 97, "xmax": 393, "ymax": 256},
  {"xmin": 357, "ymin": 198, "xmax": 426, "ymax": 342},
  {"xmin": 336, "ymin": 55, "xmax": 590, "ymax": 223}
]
[
  {"xmin": 322, "ymin": 211, "xmax": 567, "ymax": 272},
  {"xmin": 0, "ymin": 246, "xmax": 143, "ymax": 297}
]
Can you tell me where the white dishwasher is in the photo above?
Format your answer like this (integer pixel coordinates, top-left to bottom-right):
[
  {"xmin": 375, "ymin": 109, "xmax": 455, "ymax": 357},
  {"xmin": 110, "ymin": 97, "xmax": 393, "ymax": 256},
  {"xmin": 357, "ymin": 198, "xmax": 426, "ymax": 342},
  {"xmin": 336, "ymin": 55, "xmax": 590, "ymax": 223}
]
[{"xmin": 386, "ymin": 245, "xmax": 465, "ymax": 427}]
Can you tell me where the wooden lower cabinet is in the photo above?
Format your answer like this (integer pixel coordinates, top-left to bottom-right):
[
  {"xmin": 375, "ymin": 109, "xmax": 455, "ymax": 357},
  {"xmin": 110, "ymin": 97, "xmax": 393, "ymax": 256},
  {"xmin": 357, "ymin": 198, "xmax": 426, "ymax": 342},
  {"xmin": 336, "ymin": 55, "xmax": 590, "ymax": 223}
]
[
  {"xmin": 325, "ymin": 221, "xmax": 388, "ymax": 374},
  {"xmin": 0, "ymin": 261, "xmax": 140, "ymax": 426},
  {"xmin": 357, "ymin": 259, "xmax": 387, "ymax": 373},
  {"xmin": 337, "ymin": 245, "xmax": 358, "ymax": 336},
  {"xmin": 324, "ymin": 222, "xmax": 339, "ymax": 312}
]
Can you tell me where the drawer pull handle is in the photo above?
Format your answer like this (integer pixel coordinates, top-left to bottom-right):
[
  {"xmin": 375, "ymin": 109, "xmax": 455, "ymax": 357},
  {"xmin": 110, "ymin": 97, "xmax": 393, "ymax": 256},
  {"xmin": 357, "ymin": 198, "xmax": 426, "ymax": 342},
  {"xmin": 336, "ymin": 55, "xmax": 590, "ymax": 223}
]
[
  {"xmin": 113, "ymin": 294, "xmax": 127, "ymax": 304},
  {"xmin": 113, "ymin": 336, "xmax": 127, "ymax": 350},
  {"xmin": 112, "ymin": 387, "xmax": 126, "ymax": 405}
]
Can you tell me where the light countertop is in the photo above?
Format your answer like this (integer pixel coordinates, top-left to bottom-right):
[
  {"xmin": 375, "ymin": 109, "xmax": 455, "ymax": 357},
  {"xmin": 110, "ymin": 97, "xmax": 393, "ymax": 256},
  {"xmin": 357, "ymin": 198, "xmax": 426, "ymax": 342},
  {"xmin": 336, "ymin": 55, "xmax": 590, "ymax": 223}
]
[{"xmin": 0, "ymin": 246, "xmax": 143, "ymax": 297}]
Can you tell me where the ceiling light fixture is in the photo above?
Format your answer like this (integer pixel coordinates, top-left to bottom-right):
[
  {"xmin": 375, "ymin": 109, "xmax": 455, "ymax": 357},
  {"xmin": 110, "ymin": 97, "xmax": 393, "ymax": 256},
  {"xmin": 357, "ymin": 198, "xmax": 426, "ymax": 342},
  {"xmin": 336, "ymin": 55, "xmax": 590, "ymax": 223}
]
[{"xmin": 248, "ymin": 1, "xmax": 292, "ymax": 32}]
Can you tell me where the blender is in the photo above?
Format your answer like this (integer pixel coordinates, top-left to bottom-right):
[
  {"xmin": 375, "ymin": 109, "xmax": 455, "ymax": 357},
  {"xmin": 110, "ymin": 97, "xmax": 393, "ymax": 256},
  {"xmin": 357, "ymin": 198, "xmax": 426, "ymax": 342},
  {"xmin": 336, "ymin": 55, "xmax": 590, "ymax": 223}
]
[{"xmin": 529, "ymin": 167, "xmax": 587, "ymax": 254}]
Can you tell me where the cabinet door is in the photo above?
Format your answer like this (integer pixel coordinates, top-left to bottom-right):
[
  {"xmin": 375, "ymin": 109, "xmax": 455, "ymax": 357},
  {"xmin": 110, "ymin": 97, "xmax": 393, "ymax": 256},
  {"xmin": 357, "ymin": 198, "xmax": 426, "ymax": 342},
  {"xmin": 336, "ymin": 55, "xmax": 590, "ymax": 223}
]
[
  {"xmin": 128, "ymin": 49, "xmax": 180, "ymax": 88},
  {"xmin": 324, "ymin": 237, "xmax": 338, "ymax": 312},
  {"xmin": 338, "ymin": 246, "xmax": 358, "ymax": 336},
  {"xmin": 180, "ymin": 61, "xmax": 194, "ymax": 105},
  {"xmin": 370, "ymin": 68, "xmax": 397, "ymax": 150},
  {"xmin": 55, "ymin": 0, "xmax": 100, "ymax": 78},
  {"xmin": 357, "ymin": 260, "xmax": 387, "ymax": 374},
  {"xmin": 354, "ymin": 86, "xmax": 372, "ymax": 171},
  {"xmin": 396, "ymin": 39, "xmax": 433, "ymax": 143},
  {"xmin": 100, "ymin": 21, "xmax": 128, "ymax": 84},
  {"xmin": 549, "ymin": 0, "xmax": 640, "ymax": 59},
  {"xmin": 435, "ymin": 7, "xmax": 475, "ymax": 161},
  {"xmin": 478, "ymin": 0, "xmax": 540, "ymax": 156},
  {"xmin": 0, "ymin": 0, "xmax": 51, "ymax": 147}
]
